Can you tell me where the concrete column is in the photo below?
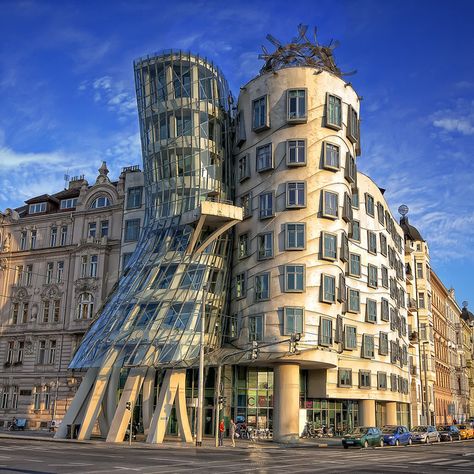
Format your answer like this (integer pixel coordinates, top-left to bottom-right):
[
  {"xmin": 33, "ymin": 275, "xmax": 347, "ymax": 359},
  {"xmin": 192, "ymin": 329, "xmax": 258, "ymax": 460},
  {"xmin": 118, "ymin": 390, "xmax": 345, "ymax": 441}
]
[
  {"xmin": 142, "ymin": 368, "xmax": 156, "ymax": 435},
  {"xmin": 359, "ymin": 399, "xmax": 376, "ymax": 426},
  {"xmin": 385, "ymin": 401, "xmax": 398, "ymax": 426},
  {"xmin": 273, "ymin": 363, "xmax": 300, "ymax": 443}
]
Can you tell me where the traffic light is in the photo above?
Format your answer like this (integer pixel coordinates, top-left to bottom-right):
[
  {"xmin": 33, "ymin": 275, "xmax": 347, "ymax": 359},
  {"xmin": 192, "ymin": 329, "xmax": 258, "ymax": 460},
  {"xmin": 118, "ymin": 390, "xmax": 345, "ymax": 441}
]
[
  {"xmin": 289, "ymin": 333, "xmax": 301, "ymax": 353},
  {"xmin": 218, "ymin": 396, "xmax": 227, "ymax": 407},
  {"xmin": 125, "ymin": 402, "xmax": 131, "ymax": 411},
  {"xmin": 251, "ymin": 340, "xmax": 259, "ymax": 360}
]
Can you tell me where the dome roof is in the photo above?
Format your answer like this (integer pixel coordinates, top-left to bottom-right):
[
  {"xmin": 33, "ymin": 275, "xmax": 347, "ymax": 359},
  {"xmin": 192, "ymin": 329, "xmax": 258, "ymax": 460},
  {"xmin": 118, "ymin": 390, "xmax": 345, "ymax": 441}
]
[
  {"xmin": 461, "ymin": 307, "xmax": 474, "ymax": 323},
  {"xmin": 399, "ymin": 217, "xmax": 424, "ymax": 242}
]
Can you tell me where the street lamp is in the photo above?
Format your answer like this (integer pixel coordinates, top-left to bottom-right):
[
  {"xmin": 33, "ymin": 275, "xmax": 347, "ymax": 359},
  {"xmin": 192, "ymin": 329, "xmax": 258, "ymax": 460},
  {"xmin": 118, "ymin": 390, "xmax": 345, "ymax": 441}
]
[
  {"xmin": 196, "ymin": 285, "xmax": 208, "ymax": 447},
  {"xmin": 422, "ymin": 341, "xmax": 430, "ymax": 425}
]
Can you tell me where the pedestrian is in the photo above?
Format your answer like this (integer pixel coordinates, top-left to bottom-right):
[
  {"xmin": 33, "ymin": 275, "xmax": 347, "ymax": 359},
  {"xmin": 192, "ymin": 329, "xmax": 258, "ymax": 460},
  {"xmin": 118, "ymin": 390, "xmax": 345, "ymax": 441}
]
[
  {"xmin": 230, "ymin": 419, "xmax": 236, "ymax": 447},
  {"xmin": 218, "ymin": 419, "xmax": 225, "ymax": 447}
]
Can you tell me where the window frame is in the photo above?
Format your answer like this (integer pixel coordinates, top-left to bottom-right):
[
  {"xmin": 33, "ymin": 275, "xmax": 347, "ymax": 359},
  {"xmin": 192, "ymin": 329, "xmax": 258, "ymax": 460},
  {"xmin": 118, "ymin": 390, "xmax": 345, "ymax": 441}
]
[
  {"xmin": 325, "ymin": 92, "xmax": 342, "ymax": 130},
  {"xmin": 257, "ymin": 231, "xmax": 274, "ymax": 260},
  {"xmin": 321, "ymin": 273, "xmax": 336, "ymax": 304},
  {"xmin": 255, "ymin": 272, "xmax": 271, "ymax": 302},
  {"xmin": 252, "ymin": 95, "xmax": 270, "ymax": 132},
  {"xmin": 344, "ymin": 325, "xmax": 357, "ymax": 350},
  {"xmin": 248, "ymin": 313, "xmax": 264, "ymax": 342},
  {"xmin": 286, "ymin": 181, "xmax": 306, "ymax": 208},
  {"xmin": 319, "ymin": 317, "xmax": 333, "ymax": 346},
  {"xmin": 366, "ymin": 298, "xmax": 377, "ymax": 323},
  {"xmin": 285, "ymin": 223, "xmax": 306, "ymax": 250},
  {"xmin": 286, "ymin": 139, "xmax": 306, "ymax": 166},
  {"xmin": 284, "ymin": 264, "xmax": 305, "ymax": 293},
  {"xmin": 126, "ymin": 186, "xmax": 143, "ymax": 210},
  {"xmin": 240, "ymin": 192, "xmax": 253, "ymax": 219},
  {"xmin": 235, "ymin": 272, "xmax": 247, "ymax": 299},
  {"xmin": 322, "ymin": 141, "xmax": 340, "ymax": 171},
  {"xmin": 368, "ymin": 264, "xmax": 378, "ymax": 288},
  {"xmin": 362, "ymin": 334, "xmax": 375, "ymax": 359},
  {"xmin": 365, "ymin": 193, "xmax": 375, "ymax": 217},
  {"xmin": 287, "ymin": 88, "xmax": 307, "ymax": 123},
  {"xmin": 321, "ymin": 231, "xmax": 337, "ymax": 261},
  {"xmin": 259, "ymin": 191, "xmax": 275, "ymax": 219},
  {"xmin": 377, "ymin": 371, "xmax": 387, "ymax": 390},
  {"xmin": 124, "ymin": 218, "xmax": 141, "ymax": 242},
  {"xmin": 338, "ymin": 368, "xmax": 352, "ymax": 388},
  {"xmin": 359, "ymin": 370, "xmax": 371, "ymax": 389},
  {"xmin": 321, "ymin": 190, "xmax": 338, "ymax": 219},
  {"xmin": 348, "ymin": 288, "xmax": 360, "ymax": 313},
  {"xmin": 238, "ymin": 154, "xmax": 251, "ymax": 181},
  {"xmin": 350, "ymin": 219, "xmax": 360, "ymax": 241},
  {"xmin": 256, "ymin": 143, "xmax": 273, "ymax": 172},
  {"xmin": 367, "ymin": 230, "xmax": 377, "ymax": 255},
  {"xmin": 348, "ymin": 253, "xmax": 361, "ymax": 278},
  {"xmin": 283, "ymin": 307, "xmax": 304, "ymax": 336},
  {"xmin": 238, "ymin": 232, "xmax": 250, "ymax": 259}
]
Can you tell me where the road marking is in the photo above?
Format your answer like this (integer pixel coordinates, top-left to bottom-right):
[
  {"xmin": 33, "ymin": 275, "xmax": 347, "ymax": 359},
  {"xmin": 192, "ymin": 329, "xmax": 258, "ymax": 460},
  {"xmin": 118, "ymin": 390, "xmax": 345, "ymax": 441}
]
[
  {"xmin": 411, "ymin": 458, "xmax": 450, "ymax": 464},
  {"xmin": 434, "ymin": 459, "xmax": 472, "ymax": 466}
]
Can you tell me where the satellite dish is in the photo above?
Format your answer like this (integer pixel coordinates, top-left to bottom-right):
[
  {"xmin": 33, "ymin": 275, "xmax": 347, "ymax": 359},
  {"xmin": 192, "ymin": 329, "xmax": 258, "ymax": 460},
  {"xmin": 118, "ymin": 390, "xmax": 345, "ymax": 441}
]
[{"xmin": 398, "ymin": 204, "xmax": 409, "ymax": 217}]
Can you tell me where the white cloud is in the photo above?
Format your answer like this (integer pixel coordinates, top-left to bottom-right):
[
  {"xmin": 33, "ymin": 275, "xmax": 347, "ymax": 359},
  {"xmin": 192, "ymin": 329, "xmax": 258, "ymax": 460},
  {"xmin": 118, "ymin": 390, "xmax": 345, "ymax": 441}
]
[{"xmin": 433, "ymin": 118, "xmax": 474, "ymax": 135}]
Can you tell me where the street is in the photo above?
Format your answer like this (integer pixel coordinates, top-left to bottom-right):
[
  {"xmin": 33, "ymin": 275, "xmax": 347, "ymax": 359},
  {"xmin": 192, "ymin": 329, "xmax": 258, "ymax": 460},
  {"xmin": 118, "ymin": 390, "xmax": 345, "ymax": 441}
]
[{"xmin": 0, "ymin": 438, "xmax": 474, "ymax": 473}]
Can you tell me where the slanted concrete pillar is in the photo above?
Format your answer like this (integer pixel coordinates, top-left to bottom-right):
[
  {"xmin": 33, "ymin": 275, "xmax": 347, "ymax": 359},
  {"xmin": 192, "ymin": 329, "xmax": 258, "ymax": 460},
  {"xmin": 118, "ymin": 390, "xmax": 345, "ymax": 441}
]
[
  {"xmin": 273, "ymin": 363, "xmax": 300, "ymax": 443},
  {"xmin": 359, "ymin": 399, "xmax": 376, "ymax": 426},
  {"xmin": 385, "ymin": 402, "xmax": 397, "ymax": 425},
  {"xmin": 142, "ymin": 368, "xmax": 156, "ymax": 435}
]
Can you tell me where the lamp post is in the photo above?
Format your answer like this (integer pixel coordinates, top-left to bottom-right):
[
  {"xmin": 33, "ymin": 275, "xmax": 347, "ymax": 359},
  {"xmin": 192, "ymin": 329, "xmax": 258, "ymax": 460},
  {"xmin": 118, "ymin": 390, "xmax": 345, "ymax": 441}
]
[
  {"xmin": 196, "ymin": 286, "xmax": 207, "ymax": 447},
  {"xmin": 422, "ymin": 341, "xmax": 430, "ymax": 425}
]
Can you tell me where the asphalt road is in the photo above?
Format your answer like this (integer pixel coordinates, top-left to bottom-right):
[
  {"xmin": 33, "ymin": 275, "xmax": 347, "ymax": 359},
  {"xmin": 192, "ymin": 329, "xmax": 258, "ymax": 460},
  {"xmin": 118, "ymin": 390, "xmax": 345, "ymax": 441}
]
[{"xmin": 0, "ymin": 438, "xmax": 474, "ymax": 473}]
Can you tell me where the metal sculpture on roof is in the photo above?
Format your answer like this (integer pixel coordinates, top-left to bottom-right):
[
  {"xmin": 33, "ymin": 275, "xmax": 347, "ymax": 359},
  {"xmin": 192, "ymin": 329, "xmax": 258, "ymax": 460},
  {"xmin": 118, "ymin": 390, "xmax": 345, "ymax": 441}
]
[{"xmin": 259, "ymin": 24, "xmax": 356, "ymax": 77}]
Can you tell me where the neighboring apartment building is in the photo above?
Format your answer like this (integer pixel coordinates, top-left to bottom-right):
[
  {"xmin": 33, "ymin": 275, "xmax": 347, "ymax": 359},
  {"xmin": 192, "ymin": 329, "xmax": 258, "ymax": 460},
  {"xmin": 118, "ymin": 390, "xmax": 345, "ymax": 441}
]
[
  {"xmin": 0, "ymin": 163, "xmax": 144, "ymax": 428},
  {"xmin": 460, "ymin": 304, "xmax": 474, "ymax": 418}
]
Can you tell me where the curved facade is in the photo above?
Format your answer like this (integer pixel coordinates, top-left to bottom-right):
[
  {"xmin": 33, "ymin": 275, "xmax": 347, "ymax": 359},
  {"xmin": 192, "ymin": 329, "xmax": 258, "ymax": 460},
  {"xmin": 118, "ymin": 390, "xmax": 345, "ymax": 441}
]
[{"xmin": 231, "ymin": 67, "xmax": 410, "ymax": 440}]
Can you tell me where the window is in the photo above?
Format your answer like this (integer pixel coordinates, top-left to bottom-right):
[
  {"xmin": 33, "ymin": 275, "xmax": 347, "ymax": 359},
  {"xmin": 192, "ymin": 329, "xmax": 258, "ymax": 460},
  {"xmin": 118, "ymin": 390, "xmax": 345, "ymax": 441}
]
[
  {"xmin": 285, "ymin": 223, "xmax": 305, "ymax": 250},
  {"xmin": 38, "ymin": 340, "xmax": 46, "ymax": 364},
  {"xmin": 179, "ymin": 264, "xmax": 205, "ymax": 290},
  {"xmin": 151, "ymin": 264, "xmax": 177, "ymax": 289},
  {"xmin": 238, "ymin": 154, "xmax": 251, "ymax": 181},
  {"xmin": 29, "ymin": 202, "xmax": 46, "ymax": 214},
  {"xmin": 25, "ymin": 264, "xmax": 32, "ymax": 286},
  {"xmin": 287, "ymin": 89, "xmax": 307, "ymax": 122},
  {"xmin": 89, "ymin": 196, "xmax": 111, "ymax": 208},
  {"xmin": 240, "ymin": 192, "xmax": 252, "ymax": 218},
  {"xmin": 326, "ymin": 93, "xmax": 342, "ymax": 129},
  {"xmin": 257, "ymin": 232, "xmax": 273, "ymax": 260},
  {"xmin": 391, "ymin": 374, "xmax": 398, "ymax": 392},
  {"xmin": 319, "ymin": 318, "xmax": 333, "ymax": 346},
  {"xmin": 90, "ymin": 255, "xmax": 98, "ymax": 277},
  {"xmin": 349, "ymin": 253, "xmax": 361, "ymax": 277},
  {"xmin": 43, "ymin": 386, "xmax": 51, "ymax": 410},
  {"xmin": 252, "ymin": 95, "xmax": 269, "ymax": 131},
  {"xmin": 338, "ymin": 369, "xmax": 352, "ymax": 387},
  {"xmin": 46, "ymin": 262, "xmax": 54, "ymax": 284},
  {"xmin": 321, "ymin": 274, "xmax": 336, "ymax": 303},
  {"xmin": 287, "ymin": 182, "xmax": 306, "ymax": 208},
  {"xmin": 1, "ymin": 389, "xmax": 9, "ymax": 409},
  {"xmin": 15, "ymin": 265, "xmax": 23, "ymax": 284},
  {"xmin": 60, "ymin": 198, "xmax": 77, "ymax": 209},
  {"xmin": 322, "ymin": 190, "xmax": 338, "ymax": 218},
  {"xmin": 342, "ymin": 193, "xmax": 352, "ymax": 222},
  {"xmin": 418, "ymin": 292, "xmax": 425, "ymax": 309},
  {"xmin": 87, "ymin": 222, "xmax": 97, "ymax": 238},
  {"xmin": 381, "ymin": 266, "xmax": 388, "ymax": 288},
  {"xmin": 347, "ymin": 105, "xmax": 360, "ymax": 144},
  {"xmin": 284, "ymin": 307, "xmax": 304, "ymax": 335},
  {"xmin": 362, "ymin": 334, "xmax": 375, "ymax": 359},
  {"xmin": 321, "ymin": 232, "xmax": 337, "ymax": 260},
  {"xmin": 352, "ymin": 188, "xmax": 359, "ymax": 208},
  {"xmin": 368, "ymin": 264, "xmax": 378, "ymax": 288},
  {"xmin": 122, "ymin": 253, "xmax": 133, "ymax": 272},
  {"xmin": 80, "ymin": 255, "xmax": 87, "ymax": 277},
  {"xmin": 33, "ymin": 386, "xmax": 41, "ymax": 410},
  {"xmin": 368, "ymin": 231, "xmax": 377, "ymax": 254},
  {"xmin": 381, "ymin": 298, "xmax": 389, "ymax": 321},
  {"xmin": 30, "ymin": 230, "xmax": 37, "ymax": 249},
  {"xmin": 78, "ymin": 293, "xmax": 94, "ymax": 319},
  {"xmin": 48, "ymin": 340, "xmax": 56, "ymax": 364},
  {"xmin": 125, "ymin": 219, "xmax": 140, "ymax": 242},
  {"xmin": 365, "ymin": 194, "xmax": 375, "ymax": 217},
  {"xmin": 255, "ymin": 273, "xmax": 270, "ymax": 301},
  {"xmin": 127, "ymin": 187, "xmax": 143, "ymax": 209},
  {"xmin": 377, "ymin": 372, "xmax": 387, "ymax": 390},
  {"xmin": 259, "ymin": 192, "xmax": 274, "ymax": 219},
  {"xmin": 416, "ymin": 262, "xmax": 423, "ymax": 279},
  {"xmin": 249, "ymin": 314, "xmax": 264, "ymax": 342},
  {"xmin": 287, "ymin": 140, "xmax": 306, "ymax": 166},
  {"xmin": 100, "ymin": 220, "xmax": 109, "ymax": 238},
  {"xmin": 380, "ymin": 234, "xmax": 387, "ymax": 256},
  {"xmin": 366, "ymin": 299, "xmax": 377, "ymax": 323},
  {"xmin": 60, "ymin": 226, "xmax": 68, "ymax": 246},
  {"xmin": 340, "ymin": 232, "xmax": 349, "ymax": 262},
  {"xmin": 338, "ymin": 274, "xmax": 347, "ymax": 303},
  {"xmin": 284, "ymin": 265, "xmax": 305, "ymax": 292},
  {"xmin": 377, "ymin": 202, "xmax": 385, "ymax": 225},
  {"xmin": 21, "ymin": 302, "xmax": 29, "ymax": 323},
  {"xmin": 173, "ymin": 64, "xmax": 191, "ymax": 98},
  {"xmin": 345, "ymin": 153, "xmax": 356, "ymax": 183},
  {"xmin": 348, "ymin": 289, "xmax": 360, "ymax": 313},
  {"xmin": 238, "ymin": 233, "xmax": 249, "ymax": 259},
  {"xmin": 236, "ymin": 273, "xmax": 246, "ymax": 299},
  {"xmin": 350, "ymin": 220, "xmax": 360, "ymax": 241},
  {"xmin": 53, "ymin": 300, "xmax": 60, "ymax": 323},
  {"xmin": 175, "ymin": 111, "xmax": 193, "ymax": 136},
  {"xmin": 16, "ymin": 342, "xmax": 24, "ymax": 363},
  {"xmin": 20, "ymin": 231, "xmax": 27, "ymax": 250},
  {"xmin": 323, "ymin": 142, "xmax": 340, "ymax": 170},
  {"xmin": 6, "ymin": 341, "xmax": 14, "ymax": 364},
  {"xmin": 235, "ymin": 111, "xmax": 246, "ymax": 146},
  {"xmin": 359, "ymin": 370, "xmax": 371, "ymax": 388},
  {"xmin": 50, "ymin": 227, "xmax": 57, "ymax": 247},
  {"xmin": 344, "ymin": 326, "xmax": 357, "ymax": 350},
  {"xmin": 11, "ymin": 303, "xmax": 19, "ymax": 325}
]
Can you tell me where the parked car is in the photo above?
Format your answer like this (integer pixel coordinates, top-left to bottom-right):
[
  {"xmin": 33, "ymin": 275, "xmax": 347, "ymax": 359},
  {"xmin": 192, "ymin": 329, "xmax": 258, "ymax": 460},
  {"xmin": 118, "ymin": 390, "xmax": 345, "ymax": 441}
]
[
  {"xmin": 342, "ymin": 427, "xmax": 384, "ymax": 449},
  {"xmin": 455, "ymin": 424, "xmax": 474, "ymax": 440},
  {"xmin": 410, "ymin": 425, "xmax": 440, "ymax": 444},
  {"xmin": 382, "ymin": 425, "xmax": 412, "ymax": 446},
  {"xmin": 437, "ymin": 425, "xmax": 461, "ymax": 442}
]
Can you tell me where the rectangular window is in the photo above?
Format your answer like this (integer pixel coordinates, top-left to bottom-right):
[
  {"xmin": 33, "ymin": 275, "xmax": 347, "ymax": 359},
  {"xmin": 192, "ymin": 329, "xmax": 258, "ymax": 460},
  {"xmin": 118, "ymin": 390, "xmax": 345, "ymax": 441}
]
[
  {"xmin": 287, "ymin": 89, "xmax": 307, "ymax": 122},
  {"xmin": 285, "ymin": 223, "xmax": 305, "ymax": 250},
  {"xmin": 127, "ymin": 186, "xmax": 143, "ymax": 209},
  {"xmin": 362, "ymin": 334, "xmax": 375, "ymax": 359},
  {"xmin": 287, "ymin": 140, "xmax": 306, "ymax": 166},
  {"xmin": 416, "ymin": 262, "xmax": 423, "ymax": 279},
  {"xmin": 285, "ymin": 265, "xmax": 305, "ymax": 292},
  {"xmin": 60, "ymin": 226, "xmax": 68, "ymax": 246},
  {"xmin": 340, "ymin": 232, "xmax": 349, "ymax": 262},
  {"xmin": 88, "ymin": 222, "xmax": 97, "ymax": 238},
  {"xmin": 48, "ymin": 340, "xmax": 56, "ymax": 364},
  {"xmin": 319, "ymin": 318, "xmax": 333, "ymax": 346},
  {"xmin": 255, "ymin": 272, "xmax": 270, "ymax": 301},
  {"xmin": 380, "ymin": 234, "xmax": 387, "ymax": 256},
  {"xmin": 179, "ymin": 264, "xmax": 205, "ymax": 290},
  {"xmin": 349, "ymin": 253, "xmax": 361, "ymax": 277},
  {"xmin": 345, "ymin": 153, "xmax": 356, "ymax": 183},
  {"xmin": 326, "ymin": 93, "xmax": 342, "ymax": 129},
  {"xmin": 418, "ymin": 292, "xmax": 425, "ymax": 309},
  {"xmin": 252, "ymin": 95, "xmax": 269, "ymax": 131},
  {"xmin": 29, "ymin": 202, "xmax": 46, "ymax": 214},
  {"xmin": 365, "ymin": 194, "xmax": 375, "ymax": 217},
  {"xmin": 368, "ymin": 264, "xmax": 378, "ymax": 288},
  {"xmin": 240, "ymin": 192, "xmax": 252, "ymax": 218},
  {"xmin": 46, "ymin": 262, "xmax": 53, "ymax": 284},
  {"xmin": 125, "ymin": 219, "xmax": 140, "ymax": 242},
  {"xmin": 238, "ymin": 154, "xmax": 251, "ymax": 181},
  {"xmin": 338, "ymin": 369, "xmax": 352, "ymax": 387},
  {"xmin": 53, "ymin": 300, "xmax": 60, "ymax": 323},
  {"xmin": 38, "ymin": 340, "xmax": 46, "ymax": 364},
  {"xmin": 21, "ymin": 302, "xmax": 29, "ymax": 323},
  {"xmin": 236, "ymin": 272, "xmax": 246, "ymax": 299},
  {"xmin": 235, "ymin": 111, "xmax": 246, "ymax": 146},
  {"xmin": 30, "ymin": 230, "xmax": 37, "ymax": 249},
  {"xmin": 248, "ymin": 314, "xmax": 264, "ymax": 342},
  {"xmin": 7, "ymin": 341, "xmax": 14, "ymax": 363},
  {"xmin": 20, "ymin": 231, "xmax": 27, "ymax": 250},
  {"xmin": 286, "ymin": 182, "xmax": 306, "ymax": 208},
  {"xmin": 344, "ymin": 326, "xmax": 357, "ymax": 350},
  {"xmin": 338, "ymin": 274, "xmax": 347, "ymax": 303},
  {"xmin": 347, "ymin": 105, "xmax": 360, "ymax": 144},
  {"xmin": 381, "ymin": 298, "xmax": 389, "ymax": 321},
  {"xmin": 367, "ymin": 231, "xmax": 377, "ymax": 254},
  {"xmin": 366, "ymin": 299, "xmax": 377, "ymax": 323},
  {"xmin": 348, "ymin": 288, "xmax": 360, "ymax": 313},
  {"xmin": 50, "ymin": 227, "xmax": 57, "ymax": 247},
  {"xmin": 257, "ymin": 232, "xmax": 273, "ymax": 260},
  {"xmin": 321, "ymin": 232, "xmax": 337, "ymax": 260},
  {"xmin": 350, "ymin": 219, "xmax": 360, "ymax": 241},
  {"xmin": 377, "ymin": 202, "xmax": 385, "ymax": 225},
  {"xmin": 11, "ymin": 303, "xmax": 19, "ymax": 325},
  {"xmin": 151, "ymin": 264, "xmax": 177, "ymax": 289},
  {"xmin": 238, "ymin": 233, "xmax": 249, "ymax": 259},
  {"xmin": 100, "ymin": 220, "xmax": 109, "ymax": 237},
  {"xmin": 359, "ymin": 370, "xmax": 371, "ymax": 388},
  {"xmin": 284, "ymin": 307, "xmax": 304, "ymax": 335},
  {"xmin": 381, "ymin": 266, "xmax": 388, "ymax": 288},
  {"xmin": 15, "ymin": 265, "xmax": 23, "ymax": 285},
  {"xmin": 259, "ymin": 192, "xmax": 274, "ymax": 219},
  {"xmin": 80, "ymin": 255, "xmax": 87, "ymax": 278},
  {"xmin": 391, "ymin": 374, "xmax": 398, "ymax": 392},
  {"xmin": 321, "ymin": 274, "xmax": 336, "ymax": 303},
  {"xmin": 377, "ymin": 372, "xmax": 387, "ymax": 390},
  {"xmin": 322, "ymin": 190, "xmax": 338, "ymax": 218},
  {"xmin": 60, "ymin": 198, "xmax": 77, "ymax": 209},
  {"xmin": 25, "ymin": 264, "xmax": 32, "ymax": 286},
  {"xmin": 90, "ymin": 255, "xmax": 98, "ymax": 277},
  {"xmin": 16, "ymin": 343, "xmax": 23, "ymax": 363},
  {"xmin": 351, "ymin": 188, "xmax": 359, "ymax": 209},
  {"xmin": 323, "ymin": 142, "xmax": 340, "ymax": 170},
  {"xmin": 175, "ymin": 111, "xmax": 193, "ymax": 136},
  {"xmin": 33, "ymin": 386, "xmax": 41, "ymax": 410},
  {"xmin": 342, "ymin": 193, "xmax": 352, "ymax": 222}
]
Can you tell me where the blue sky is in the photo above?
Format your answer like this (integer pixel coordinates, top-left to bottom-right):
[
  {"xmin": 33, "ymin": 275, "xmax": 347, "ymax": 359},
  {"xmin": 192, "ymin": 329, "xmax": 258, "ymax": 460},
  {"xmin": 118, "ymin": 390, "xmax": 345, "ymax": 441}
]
[{"xmin": 1, "ymin": 0, "xmax": 473, "ymax": 305}]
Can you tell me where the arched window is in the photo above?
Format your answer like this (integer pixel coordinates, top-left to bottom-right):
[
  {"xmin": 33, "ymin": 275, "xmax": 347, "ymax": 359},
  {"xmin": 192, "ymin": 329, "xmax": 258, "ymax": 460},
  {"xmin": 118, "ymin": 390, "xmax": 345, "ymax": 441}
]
[
  {"xmin": 89, "ymin": 196, "xmax": 111, "ymax": 209},
  {"xmin": 78, "ymin": 293, "xmax": 94, "ymax": 319}
]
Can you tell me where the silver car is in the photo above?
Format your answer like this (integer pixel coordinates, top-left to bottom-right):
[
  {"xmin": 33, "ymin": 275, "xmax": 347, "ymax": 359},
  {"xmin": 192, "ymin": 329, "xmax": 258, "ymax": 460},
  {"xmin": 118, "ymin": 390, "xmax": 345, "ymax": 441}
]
[{"xmin": 410, "ymin": 425, "xmax": 440, "ymax": 443}]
